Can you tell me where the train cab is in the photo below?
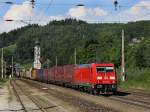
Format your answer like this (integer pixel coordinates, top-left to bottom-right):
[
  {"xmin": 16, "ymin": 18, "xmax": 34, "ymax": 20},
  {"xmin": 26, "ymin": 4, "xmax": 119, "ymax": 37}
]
[{"xmin": 91, "ymin": 63, "xmax": 117, "ymax": 94}]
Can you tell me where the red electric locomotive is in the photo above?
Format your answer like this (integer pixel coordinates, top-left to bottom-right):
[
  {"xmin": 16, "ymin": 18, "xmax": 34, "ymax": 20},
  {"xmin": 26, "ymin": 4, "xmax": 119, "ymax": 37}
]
[{"xmin": 72, "ymin": 63, "xmax": 117, "ymax": 94}]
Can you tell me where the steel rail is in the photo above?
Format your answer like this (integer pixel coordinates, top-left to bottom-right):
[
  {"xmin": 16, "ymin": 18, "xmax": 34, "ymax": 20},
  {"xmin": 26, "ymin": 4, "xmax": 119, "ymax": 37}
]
[
  {"xmin": 109, "ymin": 96, "xmax": 150, "ymax": 110},
  {"xmin": 23, "ymin": 79, "xmax": 150, "ymax": 111},
  {"xmin": 13, "ymin": 79, "xmax": 49, "ymax": 112},
  {"xmin": 10, "ymin": 80, "xmax": 28, "ymax": 112}
]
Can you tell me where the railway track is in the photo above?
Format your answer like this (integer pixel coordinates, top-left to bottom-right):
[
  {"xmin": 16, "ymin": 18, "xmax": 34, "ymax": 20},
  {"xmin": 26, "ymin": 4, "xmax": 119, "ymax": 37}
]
[
  {"xmin": 20, "ymin": 79, "xmax": 117, "ymax": 112},
  {"xmin": 109, "ymin": 89, "xmax": 150, "ymax": 109},
  {"xmin": 21, "ymin": 79, "xmax": 150, "ymax": 112},
  {"xmin": 125, "ymin": 90, "xmax": 150, "ymax": 98},
  {"xmin": 10, "ymin": 80, "xmax": 49, "ymax": 112},
  {"xmin": 109, "ymin": 95, "xmax": 150, "ymax": 110}
]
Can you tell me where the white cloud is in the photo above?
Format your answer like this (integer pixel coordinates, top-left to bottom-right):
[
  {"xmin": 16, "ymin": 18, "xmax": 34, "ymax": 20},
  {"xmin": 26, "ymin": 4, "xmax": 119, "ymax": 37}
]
[
  {"xmin": 0, "ymin": 1, "xmax": 64, "ymax": 33},
  {"xmin": 120, "ymin": 1, "xmax": 150, "ymax": 21},
  {"xmin": 0, "ymin": 20, "xmax": 25, "ymax": 33},
  {"xmin": 125, "ymin": 1, "xmax": 150, "ymax": 15},
  {"xmin": 0, "ymin": 1, "xmax": 33, "ymax": 33},
  {"xmin": 4, "ymin": 1, "xmax": 33, "ymax": 21},
  {"xmin": 102, "ymin": 0, "xmax": 150, "ymax": 23},
  {"xmin": 68, "ymin": 6, "xmax": 108, "ymax": 18},
  {"xmin": 0, "ymin": 3, "xmax": 107, "ymax": 33},
  {"xmin": 1, "ymin": 0, "xmax": 150, "ymax": 33}
]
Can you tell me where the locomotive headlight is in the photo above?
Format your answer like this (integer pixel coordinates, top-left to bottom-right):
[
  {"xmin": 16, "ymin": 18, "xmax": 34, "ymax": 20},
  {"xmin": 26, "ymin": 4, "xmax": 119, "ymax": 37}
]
[
  {"xmin": 110, "ymin": 76, "xmax": 115, "ymax": 80},
  {"xmin": 97, "ymin": 76, "xmax": 102, "ymax": 80}
]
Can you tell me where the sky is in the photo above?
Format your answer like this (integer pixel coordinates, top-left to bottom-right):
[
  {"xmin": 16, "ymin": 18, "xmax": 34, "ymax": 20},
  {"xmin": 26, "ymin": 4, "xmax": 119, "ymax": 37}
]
[{"xmin": 0, "ymin": 0, "xmax": 150, "ymax": 33}]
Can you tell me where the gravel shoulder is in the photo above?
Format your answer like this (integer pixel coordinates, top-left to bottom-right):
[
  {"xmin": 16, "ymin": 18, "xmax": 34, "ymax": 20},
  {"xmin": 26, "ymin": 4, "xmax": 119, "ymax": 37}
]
[
  {"xmin": 14, "ymin": 80, "xmax": 83, "ymax": 112},
  {"xmin": 0, "ymin": 80, "xmax": 22, "ymax": 112}
]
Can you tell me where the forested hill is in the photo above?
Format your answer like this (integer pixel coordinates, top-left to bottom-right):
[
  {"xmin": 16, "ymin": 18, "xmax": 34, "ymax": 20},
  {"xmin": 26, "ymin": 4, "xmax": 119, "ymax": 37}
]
[{"xmin": 0, "ymin": 19, "xmax": 150, "ymax": 69}]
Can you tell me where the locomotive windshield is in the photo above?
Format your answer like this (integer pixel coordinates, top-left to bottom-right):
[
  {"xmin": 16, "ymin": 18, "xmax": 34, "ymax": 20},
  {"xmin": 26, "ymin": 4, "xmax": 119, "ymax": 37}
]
[
  {"xmin": 106, "ymin": 67, "xmax": 114, "ymax": 72},
  {"xmin": 96, "ymin": 67, "xmax": 105, "ymax": 72},
  {"xmin": 96, "ymin": 67, "xmax": 114, "ymax": 73}
]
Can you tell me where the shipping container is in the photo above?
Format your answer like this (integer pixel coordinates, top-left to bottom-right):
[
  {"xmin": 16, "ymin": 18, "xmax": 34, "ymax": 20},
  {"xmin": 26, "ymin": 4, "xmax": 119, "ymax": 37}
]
[
  {"xmin": 63, "ymin": 65, "xmax": 76, "ymax": 84},
  {"xmin": 37, "ymin": 69, "xmax": 44, "ymax": 81},
  {"xmin": 54, "ymin": 66, "xmax": 64, "ymax": 83},
  {"xmin": 44, "ymin": 69, "xmax": 49, "ymax": 82},
  {"xmin": 25, "ymin": 70, "xmax": 31, "ymax": 79},
  {"xmin": 48, "ymin": 67, "xmax": 55, "ymax": 82},
  {"xmin": 31, "ymin": 68, "xmax": 37, "ymax": 80}
]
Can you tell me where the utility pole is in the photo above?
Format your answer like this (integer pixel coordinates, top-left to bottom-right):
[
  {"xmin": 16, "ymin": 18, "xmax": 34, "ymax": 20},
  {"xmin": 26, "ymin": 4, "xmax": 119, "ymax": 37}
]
[
  {"xmin": 11, "ymin": 56, "xmax": 14, "ymax": 78},
  {"xmin": 74, "ymin": 48, "xmax": 77, "ymax": 65},
  {"xmin": 4, "ymin": 61, "xmax": 6, "ymax": 78},
  {"xmin": 55, "ymin": 56, "xmax": 57, "ymax": 67},
  {"xmin": 121, "ymin": 29, "xmax": 125, "ymax": 82},
  {"xmin": 47, "ymin": 59, "xmax": 50, "ymax": 68},
  {"xmin": 1, "ymin": 48, "xmax": 3, "ymax": 79}
]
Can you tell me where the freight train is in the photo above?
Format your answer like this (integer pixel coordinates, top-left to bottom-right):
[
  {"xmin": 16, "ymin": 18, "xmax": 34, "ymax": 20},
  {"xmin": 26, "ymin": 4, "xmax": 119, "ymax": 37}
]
[{"xmin": 23, "ymin": 63, "xmax": 117, "ymax": 94}]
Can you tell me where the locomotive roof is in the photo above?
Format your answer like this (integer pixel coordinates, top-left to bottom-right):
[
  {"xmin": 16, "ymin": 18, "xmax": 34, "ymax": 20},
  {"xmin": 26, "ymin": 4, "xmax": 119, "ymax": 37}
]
[
  {"xmin": 77, "ymin": 63, "xmax": 114, "ymax": 68},
  {"xmin": 77, "ymin": 64, "xmax": 90, "ymax": 67}
]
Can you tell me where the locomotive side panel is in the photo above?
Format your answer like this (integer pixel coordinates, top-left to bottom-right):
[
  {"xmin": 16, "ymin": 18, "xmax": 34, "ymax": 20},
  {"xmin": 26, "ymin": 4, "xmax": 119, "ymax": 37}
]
[{"xmin": 74, "ymin": 65, "xmax": 92, "ymax": 86}]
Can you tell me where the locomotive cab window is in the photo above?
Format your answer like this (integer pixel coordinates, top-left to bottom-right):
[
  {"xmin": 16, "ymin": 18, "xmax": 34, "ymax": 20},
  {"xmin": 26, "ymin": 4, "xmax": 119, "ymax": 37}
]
[
  {"xmin": 96, "ymin": 67, "xmax": 105, "ymax": 73},
  {"xmin": 106, "ymin": 67, "xmax": 114, "ymax": 72},
  {"xmin": 96, "ymin": 67, "xmax": 114, "ymax": 73}
]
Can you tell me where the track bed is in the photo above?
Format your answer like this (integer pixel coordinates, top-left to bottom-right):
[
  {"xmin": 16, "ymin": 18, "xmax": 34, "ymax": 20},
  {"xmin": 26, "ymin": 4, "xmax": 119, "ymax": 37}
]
[{"xmin": 20, "ymin": 79, "xmax": 150, "ymax": 112}]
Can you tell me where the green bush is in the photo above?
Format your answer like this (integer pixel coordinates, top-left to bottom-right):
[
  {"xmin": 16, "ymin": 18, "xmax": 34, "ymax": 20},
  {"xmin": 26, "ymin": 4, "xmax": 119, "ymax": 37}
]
[
  {"xmin": 0, "ymin": 78, "xmax": 8, "ymax": 85},
  {"xmin": 118, "ymin": 67, "xmax": 150, "ymax": 90}
]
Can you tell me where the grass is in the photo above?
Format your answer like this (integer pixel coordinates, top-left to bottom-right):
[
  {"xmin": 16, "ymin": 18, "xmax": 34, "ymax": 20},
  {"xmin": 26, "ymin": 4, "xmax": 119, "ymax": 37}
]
[
  {"xmin": 117, "ymin": 67, "xmax": 150, "ymax": 91},
  {"xmin": 0, "ymin": 78, "xmax": 8, "ymax": 86}
]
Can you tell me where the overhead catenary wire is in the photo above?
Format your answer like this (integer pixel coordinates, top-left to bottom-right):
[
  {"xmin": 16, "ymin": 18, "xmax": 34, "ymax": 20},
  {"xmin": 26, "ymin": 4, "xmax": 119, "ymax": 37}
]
[
  {"xmin": 0, "ymin": 1, "xmax": 150, "ymax": 24},
  {"xmin": 1, "ymin": 1, "xmax": 150, "ymax": 8},
  {"xmin": 38, "ymin": 0, "xmax": 54, "ymax": 23},
  {"xmin": 2, "ymin": 18, "xmax": 150, "ymax": 24}
]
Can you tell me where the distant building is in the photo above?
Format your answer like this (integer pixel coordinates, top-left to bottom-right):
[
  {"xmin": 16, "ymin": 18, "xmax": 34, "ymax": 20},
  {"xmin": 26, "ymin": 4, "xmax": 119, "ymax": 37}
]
[
  {"xmin": 132, "ymin": 38, "xmax": 141, "ymax": 43},
  {"xmin": 129, "ymin": 37, "xmax": 144, "ymax": 46}
]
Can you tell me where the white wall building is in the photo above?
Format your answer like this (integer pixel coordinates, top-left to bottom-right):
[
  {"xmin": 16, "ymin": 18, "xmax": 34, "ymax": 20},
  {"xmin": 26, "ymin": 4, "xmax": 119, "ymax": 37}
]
[{"xmin": 33, "ymin": 42, "xmax": 41, "ymax": 69}]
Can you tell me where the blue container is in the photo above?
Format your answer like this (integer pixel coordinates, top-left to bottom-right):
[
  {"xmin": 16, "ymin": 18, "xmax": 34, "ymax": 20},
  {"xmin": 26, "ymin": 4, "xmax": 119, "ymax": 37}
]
[{"xmin": 37, "ymin": 69, "xmax": 44, "ymax": 81}]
